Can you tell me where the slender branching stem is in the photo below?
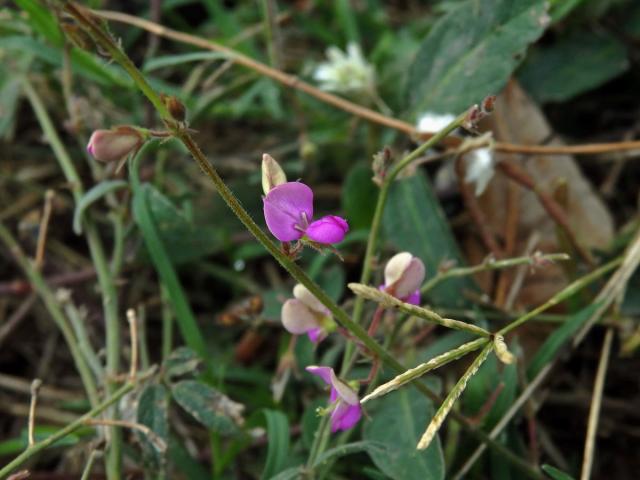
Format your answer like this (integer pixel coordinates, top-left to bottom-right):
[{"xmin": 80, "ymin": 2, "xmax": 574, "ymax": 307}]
[
  {"xmin": 421, "ymin": 253, "xmax": 570, "ymax": 294},
  {"xmin": 0, "ymin": 382, "xmax": 134, "ymax": 480},
  {"xmin": 22, "ymin": 77, "xmax": 123, "ymax": 479}
]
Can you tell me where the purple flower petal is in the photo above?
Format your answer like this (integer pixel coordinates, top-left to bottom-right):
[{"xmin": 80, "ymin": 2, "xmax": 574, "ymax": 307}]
[
  {"xmin": 281, "ymin": 299, "xmax": 320, "ymax": 335},
  {"xmin": 263, "ymin": 182, "xmax": 313, "ymax": 242},
  {"xmin": 330, "ymin": 401, "xmax": 362, "ymax": 432},
  {"xmin": 306, "ymin": 365, "xmax": 333, "ymax": 385},
  {"xmin": 403, "ymin": 289, "xmax": 421, "ymax": 306},
  {"xmin": 306, "ymin": 215, "xmax": 349, "ymax": 244},
  {"xmin": 307, "ymin": 327, "xmax": 326, "ymax": 343},
  {"xmin": 391, "ymin": 257, "xmax": 425, "ymax": 299}
]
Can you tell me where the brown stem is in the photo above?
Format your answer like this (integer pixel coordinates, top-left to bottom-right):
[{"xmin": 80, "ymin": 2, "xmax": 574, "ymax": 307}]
[
  {"xmin": 95, "ymin": 9, "xmax": 640, "ymax": 157},
  {"xmin": 497, "ymin": 161, "xmax": 594, "ymax": 265}
]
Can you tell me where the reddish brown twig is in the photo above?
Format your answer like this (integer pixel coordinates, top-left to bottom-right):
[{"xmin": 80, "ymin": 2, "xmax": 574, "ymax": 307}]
[
  {"xmin": 497, "ymin": 161, "xmax": 594, "ymax": 265},
  {"xmin": 95, "ymin": 9, "xmax": 640, "ymax": 157},
  {"xmin": 0, "ymin": 267, "xmax": 97, "ymax": 296}
]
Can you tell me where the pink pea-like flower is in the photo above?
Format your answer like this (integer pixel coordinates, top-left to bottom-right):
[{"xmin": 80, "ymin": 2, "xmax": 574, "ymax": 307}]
[
  {"xmin": 281, "ymin": 284, "xmax": 335, "ymax": 343},
  {"xmin": 380, "ymin": 252, "xmax": 425, "ymax": 305},
  {"xmin": 263, "ymin": 182, "xmax": 349, "ymax": 244},
  {"xmin": 306, "ymin": 365, "xmax": 362, "ymax": 432}
]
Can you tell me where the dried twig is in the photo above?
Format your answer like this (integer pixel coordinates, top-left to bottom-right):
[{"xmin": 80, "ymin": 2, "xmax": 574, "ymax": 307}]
[{"xmin": 95, "ymin": 9, "xmax": 640, "ymax": 157}]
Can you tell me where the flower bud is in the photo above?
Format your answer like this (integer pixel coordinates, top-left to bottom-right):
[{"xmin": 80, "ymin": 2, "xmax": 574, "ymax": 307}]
[
  {"xmin": 384, "ymin": 252, "xmax": 426, "ymax": 300},
  {"xmin": 87, "ymin": 126, "xmax": 144, "ymax": 163},
  {"xmin": 261, "ymin": 154, "xmax": 287, "ymax": 195},
  {"xmin": 161, "ymin": 94, "xmax": 186, "ymax": 122}
]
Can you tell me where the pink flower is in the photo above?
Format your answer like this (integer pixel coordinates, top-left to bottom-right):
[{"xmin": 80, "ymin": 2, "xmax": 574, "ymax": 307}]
[
  {"xmin": 263, "ymin": 182, "xmax": 349, "ymax": 244},
  {"xmin": 281, "ymin": 284, "xmax": 335, "ymax": 343},
  {"xmin": 380, "ymin": 252, "xmax": 425, "ymax": 305},
  {"xmin": 86, "ymin": 126, "xmax": 144, "ymax": 163},
  {"xmin": 306, "ymin": 366, "xmax": 362, "ymax": 432}
]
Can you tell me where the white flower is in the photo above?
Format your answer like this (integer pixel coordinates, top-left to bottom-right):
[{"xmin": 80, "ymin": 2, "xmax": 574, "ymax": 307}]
[
  {"xmin": 313, "ymin": 43, "xmax": 375, "ymax": 94},
  {"xmin": 464, "ymin": 147, "xmax": 495, "ymax": 196},
  {"xmin": 416, "ymin": 112, "xmax": 456, "ymax": 133}
]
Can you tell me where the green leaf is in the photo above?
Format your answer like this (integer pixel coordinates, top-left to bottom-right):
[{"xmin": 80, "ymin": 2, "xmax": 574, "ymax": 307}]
[
  {"xmin": 363, "ymin": 385, "xmax": 444, "ymax": 480},
  {"xmin": 342, "ymin": 162, "xmax": 378, "ymax": 231},
  {"xmin": 312, "ymin": 441, "xmax": 387, "ymax": 468},
  {"xmin": 163, "ymin": 347, "xmax": 203, "ymax": 381},
  {"xmin": 527, "ymin": 303, "xmax": 600, "ymax": 379},
  {"xmin": 14, "ymin": 0, "xmax": 63, "ymax": 44},
  {"xmin": 261, "ymin": 409, "xmax": 290, "ymax": 479},
  {"xmin": 270, "ymin": 467, "xmax": 304, "ymax": 480},
  {"xmin": 143, "ymin": 51, "xmax": 229, "ymax": 72},
  {"xmin": 383, "ymin": 172, "xmax": 474, "ymax": 307},
  {"xmin": 73, "ymin": 180, "xmax": 128, "ymax": 234},
  {"xmin": 145, "ymin": 184, "xmax": 225, "ymax": 265},
  {"xmin": 168, "ymin": 436, "xmax": 210, "ymax": 480},
  {"xmin": 542, "ymin": 464, "xmax": 576, "ymax": 480},
  {"xmin": 316, "ymin": 263, "xmax": 346, "ymax": 303},
  {"xmin": 171, "ymin": 380, "xmax": 244, "ymax": 435},
  {"xmin": 136, "ymin": 383, "xmax": 169, "ymax": 471},
  {"xmin": 132, "ymin": 183, "xmax": 208, "ymax": 360},
  {"xmin": 518, "ymin": 30, "xmax": 629, "ymax": 103},
  {"xmin": 548, "ymin": 0, "xmax": 587, "ymax": 23},
  {"xmin": 407, "ymin": 0, "xmax": 548, "ymax": 115}
]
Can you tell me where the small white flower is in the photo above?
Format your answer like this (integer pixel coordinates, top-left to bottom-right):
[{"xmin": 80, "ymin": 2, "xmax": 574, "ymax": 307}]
[
  {"xmin": 313, "ymin": 43, "xmax": 375, "ymax": 95},
  {"xmin": 464, "ymin": 147, "xmax": 495, "ymax": 196},
  {"xmin": 416, "ymin": 112, "xmax": 456, "ymax": 133}
]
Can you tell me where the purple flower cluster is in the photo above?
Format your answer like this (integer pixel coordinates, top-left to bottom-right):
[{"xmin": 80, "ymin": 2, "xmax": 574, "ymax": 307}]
[{"xmin": 260, "ymin": 154, "xmax": 359, "ymax": 432}]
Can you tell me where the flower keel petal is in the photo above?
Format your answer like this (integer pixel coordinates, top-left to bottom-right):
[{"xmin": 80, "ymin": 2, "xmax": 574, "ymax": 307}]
[{"xmin": 306, "ymin": 216, "xmax": 349, "ymax": 244}]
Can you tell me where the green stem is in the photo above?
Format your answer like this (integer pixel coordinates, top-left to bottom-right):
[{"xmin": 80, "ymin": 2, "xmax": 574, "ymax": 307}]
[
  {"xmin": 417, "ymin": 343, "xmax": 493, "ymax": 450},
  {"xmin": 0, "ymin": 222, "xmax": 99, "ymax": 408},
  {"xmin": 343, "ymin": 111, "xmax": 468, "ymax": 372},
  {"xmin": 22, "ymin": 78, "xmax": 122, "ymax": 479},
  {"xmin": 498, "ymin": 257, "xmax": 622, "ymax": 336},
  {"xmin": 80, "ymin": 449, "xmax": 102, "ymax": 480},
  {"xmin": 0, "ymin": 382, "xmax": 134, "ymax": 480},
  {"xmin": 349, "ymin": 283, "xmax": 491, "ymax": 337},
  {"xmin": 421, "ymin": 253, "xmax": 571, "ymax": 294}
]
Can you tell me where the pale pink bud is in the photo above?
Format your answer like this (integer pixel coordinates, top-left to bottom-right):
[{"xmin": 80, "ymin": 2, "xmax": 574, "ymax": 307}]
[
  {"xmin": 261, "ymin": 153, "xmax": 287, "ymax": 195},
  {"xmin": 87, "ymin": 126, "xmax": 144, "ymax": 163},
  {"xmin": 383, "ymin": 252, "xmax": 426, "ymax": 301}
]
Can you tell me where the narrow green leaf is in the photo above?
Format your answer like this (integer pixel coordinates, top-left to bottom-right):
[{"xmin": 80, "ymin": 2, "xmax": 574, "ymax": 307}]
[
  {"xmin": 14, "ymin": 0, "xmax": 63, "ymax": 44},
  {"xmin": 270, "ymin": 466, "xmax": 304, "ymax": 480},
  {"xmin": 171, "ymin": 380, "xmax": 244, "ymax": 436},
  {"xmin": 527, "ymin": 303, "xmax": 600, "ymax": 379},
  {"xmin": 518, "ymin": 30, "xmax": 629, "ymax": 103},
  {"xmin": 73, "ymin": 180, "xmax": 127, "ymax": 234},
  {"xmin": 383, "ymin": 172, "xmax": 474, "ymax": 307},
  {"xmin": 548, "ymin": 0, "xmax": 587, "ymax": 23},
  {"xmin": 143, "ymin": 51, "xmax": 229, "ymax": 72},
  {"xmin": 136, "ymin": 383, "xmax": 169, "ymax": 471},
  {"xmin": 132, "ymin": 183, "xmax": 208, "ymax": 359},
  {"xmin": 312, "ymin": 441, "xmax": 386, "ymax": 468},
  {"xmin": 407, "ymin": 0, "xmax": 548, "ymax": 115},
  {"xmin": 363, "ymin": 386, "xmax": 444, "ymax": 480},
  {"xmin": 542, "ymin": 464, "xmax": 576, "ymax": 480},
  {"xmin": 261, "ymin": 409, "xmax": 290, "ymax": 479}
]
